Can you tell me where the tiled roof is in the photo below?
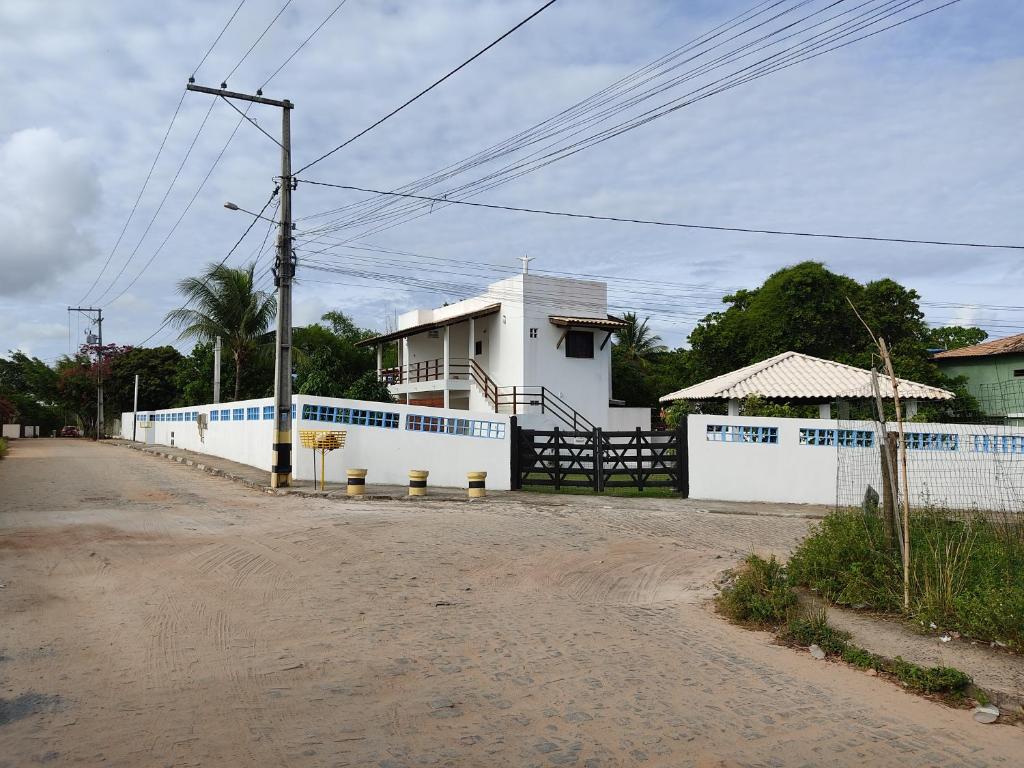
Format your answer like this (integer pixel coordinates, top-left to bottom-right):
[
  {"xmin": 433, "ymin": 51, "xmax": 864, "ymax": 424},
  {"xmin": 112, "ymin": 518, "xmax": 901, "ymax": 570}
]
[
  {"xmin": 932, "ymin": 332, "xmax": 1024, "ymax": 360},
  {"xmin": 548, "ymin": 315, "xmax": 627, "ymax": 329},
  {"xmin": 660, "ymin": 351, "xmax": 954, "ymax": 402},
  {"xmin": 355, "ymin": 303, "xmax": 501, "ymax": 347}
]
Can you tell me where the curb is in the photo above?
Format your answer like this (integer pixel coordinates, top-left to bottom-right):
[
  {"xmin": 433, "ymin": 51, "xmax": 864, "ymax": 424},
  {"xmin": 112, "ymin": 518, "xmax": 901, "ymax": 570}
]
[{"xmin": 103, "ymin": 441, "xmax": 482, "ymax": 503}]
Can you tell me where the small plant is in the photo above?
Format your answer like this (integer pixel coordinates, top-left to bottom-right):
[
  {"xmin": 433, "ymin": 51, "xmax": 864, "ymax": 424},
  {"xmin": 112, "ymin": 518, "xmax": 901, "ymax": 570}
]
[
  {"xmin": 780, "ymin": 609, "xmax": 851, "ymax": 655},
  {"xmin": 841, "ymin": 644, "xmax": 884, "ymax": 670},
  {"xmin": 0, "ymin": 436, "xmax": 6, "ymax": 459},
  {"xmin": 716, "ymin": 554, "xmax": 796, "ymax": 626},
  {"xmin": 889, "ymin": 657, "xmax": 971, "ymax": 694}
]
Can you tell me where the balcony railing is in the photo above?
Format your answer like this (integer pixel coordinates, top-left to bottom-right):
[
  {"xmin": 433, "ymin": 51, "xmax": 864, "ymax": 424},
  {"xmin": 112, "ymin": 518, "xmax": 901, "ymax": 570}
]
[{"xmin": 379, "ymin": 358, "xmax": 471, "ymax": 385}]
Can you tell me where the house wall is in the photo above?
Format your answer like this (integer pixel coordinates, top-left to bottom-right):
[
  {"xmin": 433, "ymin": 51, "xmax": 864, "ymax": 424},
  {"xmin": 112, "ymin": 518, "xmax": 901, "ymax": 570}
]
[
  {"xmin": 121, "ymin": 396, "xmax": 513, "ymax": 490},
  {"xmin": 521, "ymin": 274, "xmax": 613, "ymax": 427},
  {"xmin": 607, "ymin": 408, "xmax": 652, "ymax": 431},
  {"xmin": 936, "ymin": 353, "xmax": 1024, "ymax": 415},
  {"xmin": 687, "ymin": 414, "xmax": 1024, "ymax": 510}
]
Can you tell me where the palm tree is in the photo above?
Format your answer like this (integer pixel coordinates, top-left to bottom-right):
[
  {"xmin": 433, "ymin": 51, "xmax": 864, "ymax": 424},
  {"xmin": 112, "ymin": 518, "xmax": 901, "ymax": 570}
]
[
  {"xmin": 166, "ymin": 263, "xmax": 276, "ymax": 401},
  {"xmin": 614, "ymin": 312, "xmax": 667, "ymax": 363}
]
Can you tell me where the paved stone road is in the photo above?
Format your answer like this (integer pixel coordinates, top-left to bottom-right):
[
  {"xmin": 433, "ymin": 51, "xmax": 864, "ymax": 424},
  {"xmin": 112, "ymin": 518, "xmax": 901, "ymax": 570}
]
[{"xmin": 0, "ymin": 440, "xmax": 1018, "ymax": 766}]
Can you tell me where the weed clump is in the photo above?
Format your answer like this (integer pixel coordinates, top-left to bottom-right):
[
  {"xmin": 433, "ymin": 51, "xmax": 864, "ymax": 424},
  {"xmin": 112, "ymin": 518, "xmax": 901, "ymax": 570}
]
[
  {"xmin": 780, "ymin": 610, "xmax": 851, "ymax": 656},
  {"xmin": 788, "ymin": 507, "xmax": 1024, "ymax": 650},
  {"xmin": 715, "ymin": 554, "xmax": 796, "ymax": 626}
]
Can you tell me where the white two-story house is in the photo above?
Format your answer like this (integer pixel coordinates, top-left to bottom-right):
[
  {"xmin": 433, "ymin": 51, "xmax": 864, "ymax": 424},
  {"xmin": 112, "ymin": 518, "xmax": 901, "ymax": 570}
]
[{"xmin": 357, "ymin": 272, "xmax": 650, "ymax": 430}]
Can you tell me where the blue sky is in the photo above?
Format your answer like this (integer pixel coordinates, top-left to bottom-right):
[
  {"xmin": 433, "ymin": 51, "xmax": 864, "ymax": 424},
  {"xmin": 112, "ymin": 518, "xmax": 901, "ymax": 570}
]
[{"xmin": 1, "ymin": 0, "xmax": 1022, "ymax": 363}]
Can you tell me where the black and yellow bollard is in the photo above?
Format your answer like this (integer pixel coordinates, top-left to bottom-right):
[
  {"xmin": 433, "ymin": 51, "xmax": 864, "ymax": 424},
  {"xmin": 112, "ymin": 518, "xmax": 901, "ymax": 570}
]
[
  {"xmin": 408, "ymin": 469, "xmax": 429, "ymax": 496},
  {"xmin": 467, "ymin": 471, "xmax": 487, "ymax": 498},
  {"xmin": 346, "ymin": 468, "xmax": 367, "ymax": 496}
]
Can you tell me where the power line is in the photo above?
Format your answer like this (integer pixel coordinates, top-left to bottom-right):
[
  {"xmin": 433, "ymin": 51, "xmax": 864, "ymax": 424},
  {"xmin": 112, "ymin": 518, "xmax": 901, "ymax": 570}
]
[
  {"xmin": 135, "ymin": 187, "xmax": 279, "ymax": 347},
  {"xmin": 298, "ymin": 180, "xmax": 1024, "ymax": 251},
  {"xmin": 92, "ymin": 98, "xmax": 219, "ymax": 304},
  {"xmin": 260, "ymin": 0, "xmax": 350, "ymax": 90},
  {"xmin": 299, "ymin": 1, "xmax": 959, "ymax": 245},
  {"xmin": 77, "ymin": 91, "xmax": 188, "ymax": 304},
  {"xmin": 102, "ymin": 102, "xmax": 255, "ymax": 307},
  {"xmin": 192, "ymin": 0, "xmax": 248, "ymax": 78},
  {"xmin": 223, "ymin": 0, "xmax": 294, "ymax": 84},
  {"xmin": 295, "ymin": 0, "xmax": 562, "ymax": 175}
]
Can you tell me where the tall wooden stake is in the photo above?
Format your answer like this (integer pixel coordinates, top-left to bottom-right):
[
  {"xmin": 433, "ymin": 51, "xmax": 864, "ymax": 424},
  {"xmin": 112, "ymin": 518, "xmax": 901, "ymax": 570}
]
[{"xmin": 879, "ymin": 337, "xmax": 911, "ymax": 611}]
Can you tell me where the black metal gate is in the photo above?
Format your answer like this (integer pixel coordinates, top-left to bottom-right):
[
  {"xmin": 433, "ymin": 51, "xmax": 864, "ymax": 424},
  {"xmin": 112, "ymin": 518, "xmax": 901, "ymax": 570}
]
[{"xmin": 511, "ymin": 421, "xmax": 688, "ymax": 495}]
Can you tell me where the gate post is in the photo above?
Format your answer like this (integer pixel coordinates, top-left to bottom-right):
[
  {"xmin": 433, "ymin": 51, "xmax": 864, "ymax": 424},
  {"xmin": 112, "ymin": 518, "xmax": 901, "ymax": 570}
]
[
  {"xmin": 553, "ymin": 426, "xmax": 561, "ymax": 491},
  {"xmin": 509, "ymin": 416, "xmax": 521, "ymax": 490},
  {"xmin": 635, "ymin": 426, "xmax": 645, "ymax": 492},
  {"xmin": 593, "ymin": 427, "xmax": 603, "ymax": 493},
  {"xmin": 675, "ymin": 416, "xmax": 689, "ymax": 497}
]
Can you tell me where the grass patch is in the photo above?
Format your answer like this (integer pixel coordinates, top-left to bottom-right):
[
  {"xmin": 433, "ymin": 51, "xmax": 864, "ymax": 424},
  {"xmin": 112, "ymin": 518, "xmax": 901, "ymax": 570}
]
[
  {"xmin": 715, "ymin": 556, "xmax": 977, "ymax": 704},
  {"xmin": 715, "ymin": 554, "xmax": 796, "ymax": 626},
  {"xmin": 521, "ymin": 472, "xmax": 679, "ymax": 498},
  {"xmin": 780, "ymin": 609, "xmax": 851, "ymax": 656},
  {"xmin": 0, "ymin": 437, "xmax": 6, "ymax": 459},
  {"xmin": 789, "ymin": 507, "xmax": 1024, "ymax": 651}
]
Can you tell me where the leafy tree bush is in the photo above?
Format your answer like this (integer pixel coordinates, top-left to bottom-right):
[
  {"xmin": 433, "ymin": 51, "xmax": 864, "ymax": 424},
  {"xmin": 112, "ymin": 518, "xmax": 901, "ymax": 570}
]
[{"xmin": 343, "ymin": 371, "xmax": 394, "ymax": 403}]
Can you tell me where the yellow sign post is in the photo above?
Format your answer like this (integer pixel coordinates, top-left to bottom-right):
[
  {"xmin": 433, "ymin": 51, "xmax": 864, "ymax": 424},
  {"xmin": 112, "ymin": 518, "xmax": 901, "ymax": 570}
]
[{"xmin": 299, "ymin": 429, "xmax": 347, "ymax": 491}]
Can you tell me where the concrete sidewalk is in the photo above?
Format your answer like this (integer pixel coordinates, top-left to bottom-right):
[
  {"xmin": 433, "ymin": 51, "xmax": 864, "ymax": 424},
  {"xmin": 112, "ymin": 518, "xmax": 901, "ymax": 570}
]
[
  {"xmin": 104, "ymin": 439, "xmax": 483, "ymax": 501},
  {"xmin": 103, "ymin": 439, "xmax": 830, "ymax": 518}
]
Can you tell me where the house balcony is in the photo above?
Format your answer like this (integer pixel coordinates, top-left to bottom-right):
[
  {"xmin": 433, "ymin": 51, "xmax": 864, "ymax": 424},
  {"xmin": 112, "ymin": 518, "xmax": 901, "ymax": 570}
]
[{"xmin": 379, "ymin": 357, "xmax": 474, "ymax": 401}]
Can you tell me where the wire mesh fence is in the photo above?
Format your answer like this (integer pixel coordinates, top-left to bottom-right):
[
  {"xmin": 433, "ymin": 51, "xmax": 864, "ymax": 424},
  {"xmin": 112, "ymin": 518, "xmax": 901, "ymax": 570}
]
[{"xmin": 836, "ymin": 385, "xmax": 1024, "ymax": 515}]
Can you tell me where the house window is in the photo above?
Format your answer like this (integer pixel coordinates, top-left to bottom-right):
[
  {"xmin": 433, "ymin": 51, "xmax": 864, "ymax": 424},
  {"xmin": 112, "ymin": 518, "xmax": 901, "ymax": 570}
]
[
  {"xmin": 474, "ymin": 340, "xmax": 483, "ymax": 356},
  {"xmin": 246, "ymin": 407, "xmax": 259, "ymax": 420},
  {"xmin": 263, "ymin": 405, "xmax": 274, "ymax": 420},
  {"xmin": 529, "ymin": 328, "xmax": 538, "ymax": 339},
  {"xmin": 428, "ymin": 329, "xmax": 440, "ymax": 339},
  {"xmin": 1014, "ymin": 369, "xmax": 1024, "ymax": 378},
  {"xmin": 565, "ymin": 330, "xmax": 594, "ymax": 359}
]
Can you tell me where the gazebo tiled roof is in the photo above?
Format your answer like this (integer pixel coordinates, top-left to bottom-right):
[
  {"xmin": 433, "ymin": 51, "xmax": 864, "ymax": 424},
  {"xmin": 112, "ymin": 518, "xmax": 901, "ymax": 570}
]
[{"xmin": 660, "ymin": 351, "xmax": 954, "ymax": 403}]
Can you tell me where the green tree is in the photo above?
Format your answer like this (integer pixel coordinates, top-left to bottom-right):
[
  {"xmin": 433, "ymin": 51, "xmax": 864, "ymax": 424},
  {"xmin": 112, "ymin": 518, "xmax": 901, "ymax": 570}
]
[
  {"xmin": 165, "ymin": 263, "xmax": 276, "ymax": 401},
  {"xmin": 927, "ymin": 326, "xmax": 988, "ymax": 351},
  {"xmin": 0, "ymin": 351, "xmax": 62, "ymax": 433},
  {"xmin": 293, "ymin": 311, "xmax": 377, "ymax": 398},
  {"xmin": 685, "ymin": 261, "xmax": 981, "ymax": 420},
  {"xmin": 614, "ymin": 312, "xmax": 667, "ymax": 364},
  {"xmin": 343, "ymin": 370, "xmax": 394, "ymax": 403},
  {"xmin": 106, "ymin": 346, "xmax": 184, "ymax": 415}
]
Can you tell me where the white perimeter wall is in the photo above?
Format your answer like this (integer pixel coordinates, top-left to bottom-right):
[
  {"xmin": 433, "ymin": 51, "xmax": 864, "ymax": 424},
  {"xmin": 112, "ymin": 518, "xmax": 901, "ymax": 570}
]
[
  {"xmin": 688, "ymin": 415, "xmax": 1024, "ymax": 510},
  {"xmin": 122, "ymin": 395, "xmax": 512, "ymax": 490}
]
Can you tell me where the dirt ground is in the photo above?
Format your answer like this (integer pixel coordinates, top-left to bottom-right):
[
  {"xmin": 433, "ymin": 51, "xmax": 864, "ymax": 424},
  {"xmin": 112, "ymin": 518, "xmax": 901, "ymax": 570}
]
[{"xmin": 1, "ymin": 439, "xmax": 1020, "ymax": 767}]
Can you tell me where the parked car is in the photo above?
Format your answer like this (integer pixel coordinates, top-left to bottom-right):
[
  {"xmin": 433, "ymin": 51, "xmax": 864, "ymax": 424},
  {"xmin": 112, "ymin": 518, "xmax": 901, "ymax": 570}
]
[{"xmin": 60, "ymin": 426, "xmax": 81, "ymax": 438}]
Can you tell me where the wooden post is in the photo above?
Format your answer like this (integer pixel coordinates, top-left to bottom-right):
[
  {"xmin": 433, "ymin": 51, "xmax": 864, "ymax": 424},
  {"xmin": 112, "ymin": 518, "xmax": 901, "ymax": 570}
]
[
  {"xmin": 509, "ymin": 416, "xmax": 521, "ymax": 490},
  {"xmin": 879, "ymin": 337, "xmax": 911, "ymax": 611},
  {"xmin": 553, "ymin": 426, "xmax": 561, "ymax": 491},
  {"xmin": 881, "ymin": 432, "xmax": 898, "ymax": 548},
  {"xmin": 593, "ymin": 427, "xmax": 603, "ymax": 493},
  {"xmin": 635, "ymin": 427, "xmax": 644, "ymax": 492}
]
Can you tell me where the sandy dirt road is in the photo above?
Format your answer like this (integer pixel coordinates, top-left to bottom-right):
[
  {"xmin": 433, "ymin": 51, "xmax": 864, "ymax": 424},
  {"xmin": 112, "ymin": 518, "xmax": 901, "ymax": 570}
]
[{"xmin": 1, "ymin": 439, "xmax": 1019, "ymax": 767}]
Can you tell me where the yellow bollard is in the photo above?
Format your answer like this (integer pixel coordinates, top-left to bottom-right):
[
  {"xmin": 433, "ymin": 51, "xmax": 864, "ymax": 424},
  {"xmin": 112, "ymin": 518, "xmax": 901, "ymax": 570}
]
[
  {"xmin": 346, "ymin": 468, "xmax": 367, "ymax": 496},
  {"xmin": 408, "ymin": 469, "xmax": 429, "ymax": 497},
  {"xmin": 467, "ymin": 471, "xmax": 487, "ymax": 498}
]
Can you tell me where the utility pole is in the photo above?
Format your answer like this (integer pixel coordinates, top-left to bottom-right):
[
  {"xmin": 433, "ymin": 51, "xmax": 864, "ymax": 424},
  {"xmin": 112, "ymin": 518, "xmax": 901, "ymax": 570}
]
[
  {"xmin": 68, "ymin": 306, "xmax": 104, "ymax": 439},
  {"xmin": 187, "ymin": 81, "xmax": 295, "ymax": 487},
  {"xmin": 213, "ymin": 336, "xmax": 222, "ymax": 404}
]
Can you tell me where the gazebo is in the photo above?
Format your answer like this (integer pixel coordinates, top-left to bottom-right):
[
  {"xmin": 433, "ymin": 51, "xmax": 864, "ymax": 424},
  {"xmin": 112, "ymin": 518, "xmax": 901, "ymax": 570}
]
[{"xmin": 659, "ymin": 351, "xmax": 953, "ymax": 418}]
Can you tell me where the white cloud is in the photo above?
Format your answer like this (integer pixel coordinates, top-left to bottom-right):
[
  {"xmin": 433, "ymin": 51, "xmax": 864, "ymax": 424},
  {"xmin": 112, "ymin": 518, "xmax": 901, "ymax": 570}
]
[{"xmin": 0, "ymin": 127, "xmax": 99, "ymax": 296}]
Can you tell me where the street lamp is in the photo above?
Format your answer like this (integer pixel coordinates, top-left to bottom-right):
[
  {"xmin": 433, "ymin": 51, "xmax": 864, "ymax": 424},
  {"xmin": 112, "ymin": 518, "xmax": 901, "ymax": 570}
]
[{"xmin": 223, "ymin": 201, "xmax": 280, "ymax": 225}]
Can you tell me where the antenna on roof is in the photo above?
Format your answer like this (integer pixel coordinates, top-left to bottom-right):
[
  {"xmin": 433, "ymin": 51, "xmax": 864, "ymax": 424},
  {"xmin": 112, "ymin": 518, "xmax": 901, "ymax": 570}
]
[{"xmin": 518, "ymin": 254, "xmax": 534, "ymax": 275}]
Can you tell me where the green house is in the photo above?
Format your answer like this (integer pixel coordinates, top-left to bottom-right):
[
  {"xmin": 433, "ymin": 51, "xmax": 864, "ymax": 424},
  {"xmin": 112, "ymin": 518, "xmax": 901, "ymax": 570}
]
[{"xmin": 933, "ymin": 333, "xmax": 1024, "ymax": 420}]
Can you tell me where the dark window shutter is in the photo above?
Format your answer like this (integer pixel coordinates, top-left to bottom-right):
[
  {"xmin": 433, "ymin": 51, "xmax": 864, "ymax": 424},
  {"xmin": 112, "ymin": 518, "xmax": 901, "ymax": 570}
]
[{"xmin": 565, "ymin": 330, "xmax": 594, "ymax": 359}]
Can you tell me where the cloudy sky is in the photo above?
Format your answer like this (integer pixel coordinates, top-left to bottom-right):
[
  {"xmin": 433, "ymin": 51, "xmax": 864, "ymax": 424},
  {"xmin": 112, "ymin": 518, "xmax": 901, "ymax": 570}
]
[{"xmin": 2, "ymin": 0, "xmax": 1022, "ymax": 364}]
